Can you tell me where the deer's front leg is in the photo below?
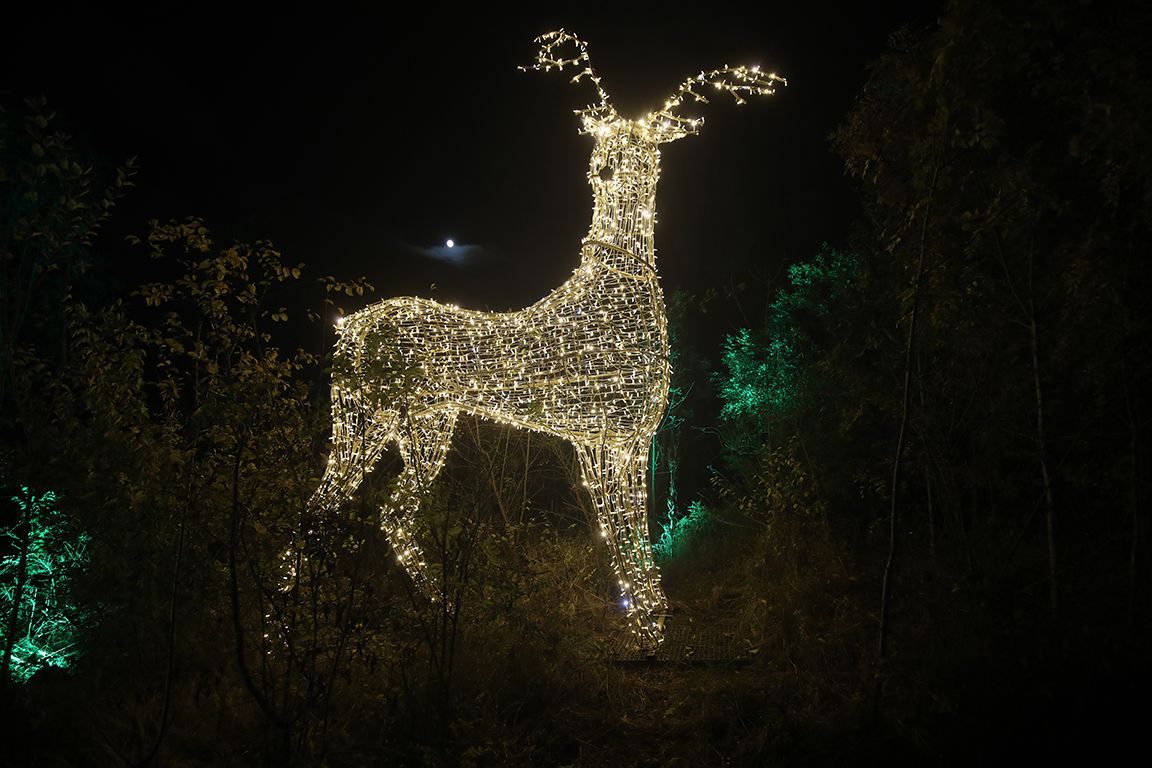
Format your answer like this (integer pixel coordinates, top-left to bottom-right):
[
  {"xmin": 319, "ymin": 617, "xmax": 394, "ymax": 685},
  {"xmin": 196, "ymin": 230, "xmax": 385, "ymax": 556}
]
[
  {"xmin": 576, "ymin": 442, "xmax": 668, "ymax": 649},
  {"xmin": 311, "ymin": 383, "xmax": 399, "ymax": 514},
  {"xmin": 382, "ymin": 408, "xmax": 459, "ymax": 601}
]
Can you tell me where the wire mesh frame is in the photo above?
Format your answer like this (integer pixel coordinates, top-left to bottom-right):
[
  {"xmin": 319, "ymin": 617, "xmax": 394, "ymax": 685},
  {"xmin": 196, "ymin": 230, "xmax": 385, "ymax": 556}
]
[{"xmin": 309, "ymin": 31, "xmax": 783, "ymax": 649}]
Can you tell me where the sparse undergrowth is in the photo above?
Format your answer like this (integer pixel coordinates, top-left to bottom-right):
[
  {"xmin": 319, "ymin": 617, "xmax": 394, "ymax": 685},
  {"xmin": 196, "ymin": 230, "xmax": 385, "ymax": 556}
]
[{"xmin": 4, "ymin": 451, "xmax": 1146, "ymax": 767}]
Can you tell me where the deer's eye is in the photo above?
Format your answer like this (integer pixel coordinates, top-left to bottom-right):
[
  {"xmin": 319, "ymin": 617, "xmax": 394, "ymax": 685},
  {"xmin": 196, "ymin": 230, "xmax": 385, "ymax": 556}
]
[{"xmin": 598, "ymin": 164, "xmax": 614, "ymax": 181}]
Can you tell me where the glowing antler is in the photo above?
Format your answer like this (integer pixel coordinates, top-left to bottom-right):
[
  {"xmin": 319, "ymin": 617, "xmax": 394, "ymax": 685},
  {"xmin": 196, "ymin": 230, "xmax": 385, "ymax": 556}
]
[
  {"xmin": 522, "ymin": 29, "xmax": 618, "ymax": 127},
  {"xmin": 648, "ymin": 66, "xmax": 787, "ymax": 138}
]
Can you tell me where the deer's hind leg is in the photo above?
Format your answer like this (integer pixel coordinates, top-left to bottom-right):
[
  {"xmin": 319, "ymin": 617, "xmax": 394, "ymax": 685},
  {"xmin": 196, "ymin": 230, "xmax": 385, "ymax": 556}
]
[
  {"xmin": 381, "ymin": 407, "xmax": 459, "ymax": 600},
  {"xmin": 576, "ymin": 441, "xmax": 668, "ymax": 649}
]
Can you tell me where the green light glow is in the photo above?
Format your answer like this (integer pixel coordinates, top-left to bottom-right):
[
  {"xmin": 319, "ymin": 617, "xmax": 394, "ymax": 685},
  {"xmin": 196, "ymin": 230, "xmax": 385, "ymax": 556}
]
[
  {"xmin": 651, "ymin": 292, "xmax": 695, "ymax": 561},
  {"xmin": 653, "ymin": 500, "xmax": 713, "ymax": 562},
  {"xmin": 717, "ymin": 327, "xmax": 805, "ymax": 423},
  {"xmin": 715, "ymin": 247, "xmax": 857, "ymax": 454},
  {"xmin": 1, "ymin": 486, "xmax": 88, "ymax": 682}
]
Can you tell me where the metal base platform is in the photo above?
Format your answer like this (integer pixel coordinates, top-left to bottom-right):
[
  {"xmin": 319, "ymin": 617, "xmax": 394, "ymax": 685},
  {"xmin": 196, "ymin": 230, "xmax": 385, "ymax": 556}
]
[{"xmin": 605, "ymin": 620, "xmax": 751, "ymax": 665}]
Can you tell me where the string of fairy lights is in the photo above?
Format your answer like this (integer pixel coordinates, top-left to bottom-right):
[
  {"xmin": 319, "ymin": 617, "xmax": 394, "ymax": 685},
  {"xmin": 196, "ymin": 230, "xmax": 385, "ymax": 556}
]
[{"xmin": 310, "ymin": 30, "xmax": 782, "ymax": 649}]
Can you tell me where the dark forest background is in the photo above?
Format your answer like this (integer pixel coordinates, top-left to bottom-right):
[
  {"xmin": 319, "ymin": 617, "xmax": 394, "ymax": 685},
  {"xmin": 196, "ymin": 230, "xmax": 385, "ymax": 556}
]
[{"xmin": 2, "ymin": 1, "xmax": 1149, "ymax": 765}]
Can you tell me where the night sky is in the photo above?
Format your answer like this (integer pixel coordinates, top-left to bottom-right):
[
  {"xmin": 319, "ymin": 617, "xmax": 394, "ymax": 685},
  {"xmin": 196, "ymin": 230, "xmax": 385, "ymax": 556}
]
[{"xmin": 5, "ymin": 2, "xmax": 937, "ymax": 325}]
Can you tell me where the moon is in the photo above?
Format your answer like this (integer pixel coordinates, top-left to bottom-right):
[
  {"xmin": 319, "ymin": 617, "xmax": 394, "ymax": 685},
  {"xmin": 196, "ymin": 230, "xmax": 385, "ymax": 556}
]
[{"xmin": 446, "ymin": 239, "xmax": 454, "ymax": 248}]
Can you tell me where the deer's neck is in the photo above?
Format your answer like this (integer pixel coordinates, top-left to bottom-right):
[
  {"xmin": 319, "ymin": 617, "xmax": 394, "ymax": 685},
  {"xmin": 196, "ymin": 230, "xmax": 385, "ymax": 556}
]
[{"xmin": 584, "ymin": 186, "xmax": 658, "ymax": 269}]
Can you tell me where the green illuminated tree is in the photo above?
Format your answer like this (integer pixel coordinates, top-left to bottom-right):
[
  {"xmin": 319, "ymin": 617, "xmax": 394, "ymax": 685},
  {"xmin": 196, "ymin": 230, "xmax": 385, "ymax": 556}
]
[
  {"xmin": 713, "ymin": 247, "xmax": 857, "ymax": 465},
  {"xmin": 0, "ymin": 484, "xmax": 87, "ymax": 683}
]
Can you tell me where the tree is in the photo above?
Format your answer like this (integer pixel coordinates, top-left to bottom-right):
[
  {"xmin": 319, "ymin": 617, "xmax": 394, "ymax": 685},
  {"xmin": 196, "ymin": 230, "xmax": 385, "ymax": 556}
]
[
  {"xmin": 1, "ymin": 96, "xmax": 134, "ymax": 692},
  {"xmin": 713, "ymin": 246, "xmax": 857, "ymax": 466},
  {"xmin": 829, "ymin": 0, "xmax": 1152, "ymax": 675},
  {"xmin": 0, "ymin": 482, "xmax": 87, "ymax": 683},
  {"xmin": 2, "ymin": 199, "xmax": 378, "ymax": 763},
  {"xmin": 0, "ymin": 96, "xmax": 134, "ymax": 416}
]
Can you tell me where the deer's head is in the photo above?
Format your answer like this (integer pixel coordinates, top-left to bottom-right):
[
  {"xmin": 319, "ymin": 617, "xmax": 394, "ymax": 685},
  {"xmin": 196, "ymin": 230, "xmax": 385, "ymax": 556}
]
[{"xmin": 524, "ymin": 31, "xmax": 784, "ymax": 254}]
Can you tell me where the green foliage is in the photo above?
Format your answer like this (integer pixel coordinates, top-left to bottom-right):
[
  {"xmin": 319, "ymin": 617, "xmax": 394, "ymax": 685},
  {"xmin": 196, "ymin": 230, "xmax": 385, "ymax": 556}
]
[
  {"xmin": 0, "ymin": 95, "xmax": 134, "ymax": 689},
  {"xmin": 110, "ymin": 219, "xmax": 380, "ymax": 762},
  {"xmin": 827, "ymin": 0, "xmax": 1152, "ymax": 542},
  {"xmin": 649, "ymin": 290, "xmax": 710, "ymax": 559},
  {"xmin": 653, "ymin": 500, "xmax": 713, "ymax": 563},
  {"xmin": 129, "ymin": 219, "xmax": 320, "ymax": 414},
  {"xmin": 1, "ymin": 484, "xmax": 87, "ymax": 682},
  {"xmin": 2, "ymin": 189, "xmax": 380, "ymax": 761},
  {"xmin": 717, "ymin": 327, "xmax": 796, "ymax": 424},
  {"xmin": 714, "ymin": 247, "xmax": 857, "ymax": 462},
  {"xmin": 711, "ymin": 435, "xmax": 825, "ymax": 526},
  {"xmin": 0, "ymin": 96, "xmax": 135, "ymax": 376},
  {"xmin": 813, "ymin": 0, "xmax": 1152, "ymax": 692}
]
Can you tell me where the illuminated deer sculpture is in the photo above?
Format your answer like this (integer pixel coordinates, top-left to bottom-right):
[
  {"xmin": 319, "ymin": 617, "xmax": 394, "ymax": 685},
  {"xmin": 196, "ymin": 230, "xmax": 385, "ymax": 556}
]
[{"xmin": 311, "ymin": 30, "xmax": 783, "ymax": 648}]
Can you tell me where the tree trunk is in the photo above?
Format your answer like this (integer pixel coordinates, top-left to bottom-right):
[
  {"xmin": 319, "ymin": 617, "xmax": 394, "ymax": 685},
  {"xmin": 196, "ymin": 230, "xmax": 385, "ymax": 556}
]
[
  {"xmin": 878, "ymin": 169, "xmax": 936, "ymax": 665},
  {"xmin": 1028, "ymin": 312, "xmax": 1058, "ymax": 619},
  {"xmin": 998, "ymin": 239, "xmax": 1058, "ymax": 619}
]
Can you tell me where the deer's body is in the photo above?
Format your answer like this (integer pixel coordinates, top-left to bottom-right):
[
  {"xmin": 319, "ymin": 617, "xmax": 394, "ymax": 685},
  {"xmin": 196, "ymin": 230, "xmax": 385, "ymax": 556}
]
[{"xmin": 311, "ymin": 32, "xmax": 782, "ymax": 648}]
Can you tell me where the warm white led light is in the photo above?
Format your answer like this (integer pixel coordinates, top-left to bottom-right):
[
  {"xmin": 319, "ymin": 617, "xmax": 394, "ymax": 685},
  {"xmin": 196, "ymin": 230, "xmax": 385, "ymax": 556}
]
[{"xmin": 310, "ymin": 30, "xmax": 782, "ymax": 649}]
